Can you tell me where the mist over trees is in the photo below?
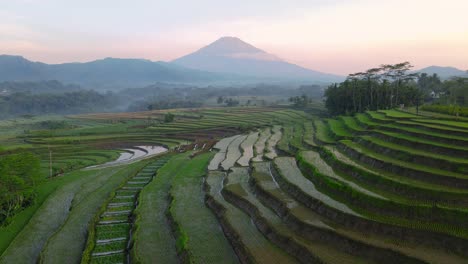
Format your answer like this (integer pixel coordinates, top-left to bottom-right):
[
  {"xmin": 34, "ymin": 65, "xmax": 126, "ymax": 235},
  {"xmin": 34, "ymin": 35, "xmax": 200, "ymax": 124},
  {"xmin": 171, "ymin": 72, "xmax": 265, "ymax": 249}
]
[
  {"xmin": 0, "ymin": 80, "xmax": 81, "ymax": 95},
  {"xmin": 0, "ymin": 90, "xmax": 115, "ymax": 118},
  {"xmin": 125, "ymin": 83, "xmax": 322, "ymax": 111},
  {"xmin": 0, "ymin": 78, "xmax": 328, "ymax": 119}
]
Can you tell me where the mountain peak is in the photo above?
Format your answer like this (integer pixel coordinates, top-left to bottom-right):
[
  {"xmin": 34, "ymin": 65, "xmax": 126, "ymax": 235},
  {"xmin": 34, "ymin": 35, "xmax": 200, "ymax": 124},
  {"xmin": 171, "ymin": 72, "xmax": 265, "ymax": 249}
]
[
  {"xmin": 174, "ymin": 36, "xmax": 282, "ymax": 64},
  {"xmin": 172, "ymin": 37, "xmax": 343, "ymax": 82},
  {"xmin": 199, "ymin": 36, "xmax": 263, "ymax": 55}
]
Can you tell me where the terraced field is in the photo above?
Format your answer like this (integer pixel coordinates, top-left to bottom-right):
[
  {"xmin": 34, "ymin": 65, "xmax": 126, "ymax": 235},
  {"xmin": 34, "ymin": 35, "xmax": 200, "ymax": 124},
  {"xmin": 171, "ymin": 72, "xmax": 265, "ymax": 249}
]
[
  {"xmin": 2, "ymin": 106, "xmax": 468, "ymax": 263},
  {"xmin": 82, "ymin": 158, "xmax": 170, "ymax": 263},
  {"xmin": 199, "ymin": 108, "xmax": 468, "ymax": 263}
]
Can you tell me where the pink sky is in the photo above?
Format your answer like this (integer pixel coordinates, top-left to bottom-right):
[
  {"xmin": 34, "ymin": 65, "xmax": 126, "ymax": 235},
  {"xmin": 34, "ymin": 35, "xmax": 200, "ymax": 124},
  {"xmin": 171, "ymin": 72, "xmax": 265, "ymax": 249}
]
[{"xmin": 1, "ymin": 0, "xmax": 467, "ymax": 75}]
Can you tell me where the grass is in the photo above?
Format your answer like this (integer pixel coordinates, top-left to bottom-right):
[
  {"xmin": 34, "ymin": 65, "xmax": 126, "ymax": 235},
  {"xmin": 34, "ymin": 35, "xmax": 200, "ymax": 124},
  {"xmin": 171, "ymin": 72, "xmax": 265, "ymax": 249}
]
[
  {"xmin": 168, "ymin": 152, "xmax": 239, "ymax": 263},
  {"xmin": 378, "ymin": 109, "xmax": 422, "ymax": 119},
  {"xmin": 359, "ymin": 136, "xmax": 468, "ymax": 169},
  {"xmin": 328, "ymin": 119, "xmax": 353, "ymax": 139},
  {"xmin": 252, "ymin": 162, "xmax": 331, "ymax": 229},
  {"xmin": 395, "ymin": 120, "xmax": 468, "ymax": 135},
  {"xmin": 94, "ymin": 223, "xmax": 130, "ymax": 240},
  {"xmin": 323, "ymin": 145, "xmax": 468, "ymax": 203},
  {"xmin": 273, "ymin": 157, "xmax": 359, "ymax": 216},
  {"xmin": 92, "ymin": 240, "xmax": 126, "ymax": 253},
  {"xmin": 264, "ymin": 125, "xmax": 282, "ymax": 159},
  {"xmin": 290, "ymin": 123, "xmax": 305, "ymax": 150},
  {"xmin": 303, "ymin": 121, "xmax": 317, "ymax": 147},
  {"xmin": 224, "ymin": 166, "xmax": 362, "ymax": 264},
  {"xmin": 131, "ymin": 155, "xmax": 181, "ymax": 264},
  {"xmin": 276, "ymin": 153, "xmax": 468, "ymax": 263},
  {"xmin": 355, "ymin": 113, "xmax": 379, "ymax": 127},
  {"xmin": 0, "ymin": 163, "xmax": 143, "ymax": 263},
  {"xmin": 366, "ymin": 111, "xmax": 392, "ymax": 122},
  {"xmin": 340, "ymin": 140, "xmax": 468, "ymax": 180},
  {"xmin": 205, "ymin": 170, "xmax": 297, "ymax": 263},
  {"xmin": 0, "ymin": 169, "xmax": 92, "ymax": 256},
  {"xmin": 413, "ymin": 118, "xmax": 468, "ymax": 129},
  {"xmin": 340, "ymin": 116, "xmax": 365, "ymax": 132},
  {"xmin": 302, "ymin": 149, "xmax": 468, "ymax": 224},
  {"xmin": 5, "ymin": 106, "xmax": 468, "ymax": 263},
  {"xmin": 252, "ymin": 128, "xmax": 271, "ymax": 161},
  {"xmin": 277, "ymin": 126, "xmax": 293, "ymax": 153},
  {"xmin": 277, "ymin": 123, "xmax": 305, "ymax": 154},
  {"xmin": 373, "ymin": 130, "xmax": 468, "ymax": 154},
  {"xmin": 90, "ymin": 253, "xmax": 126, "ymax": 264},
  {"xmin": 250, "ymin": 162, "xmax": 423, "ymax": 263},
  {"xmin": 298, "ymin": 151, "xmax": 468, "ymax": 240},
  {"xmin": 313, "ymin": 120, "xmax": 335, "ymax": 144},
  {"xmin": 381, "ymin": 123, "xmax": 468, "ymax": 143},
  {"xmin": 300, "ymin": 150, "xmax": 385, "ymax": 199},
  {"xmin": 40, "ymin": 162, "xmax": 148, "ymax": 263},
  {"xmin": 1, "ymin": 107, "xmax": 298, "ymax": 178}
]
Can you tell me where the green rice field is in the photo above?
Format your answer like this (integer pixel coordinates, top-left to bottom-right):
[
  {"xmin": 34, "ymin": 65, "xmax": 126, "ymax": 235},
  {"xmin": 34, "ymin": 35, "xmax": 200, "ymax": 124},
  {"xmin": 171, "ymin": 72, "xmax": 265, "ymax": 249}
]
[{"xmin": 1, "ymin": 106, "xmax": 467, "ymax": 263}]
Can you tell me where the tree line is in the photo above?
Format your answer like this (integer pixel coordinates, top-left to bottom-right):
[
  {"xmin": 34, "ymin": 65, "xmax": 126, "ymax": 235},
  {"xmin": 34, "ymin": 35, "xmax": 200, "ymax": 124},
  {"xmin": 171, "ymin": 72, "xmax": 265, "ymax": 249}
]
[
  {"xmin": 324, "ymin": 62, "xmax": 468, "ymax": 115},
  {"xmin": 324, "ymin": 62, "xmax": 422, "ymax": 115}
]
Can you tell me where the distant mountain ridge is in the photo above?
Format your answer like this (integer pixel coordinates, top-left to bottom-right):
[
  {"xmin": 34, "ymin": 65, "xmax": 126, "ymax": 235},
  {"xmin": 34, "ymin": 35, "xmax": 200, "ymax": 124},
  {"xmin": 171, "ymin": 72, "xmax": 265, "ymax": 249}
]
[
  {"xmin": 3, "ymin": 37, "xmax": 465, "ymax": 89},
  {"xmin": 172, "ymin": 37, "xmax": 343, "ymax": 83},
  {"xmin": 416, "ymin": 66, "xmax": 467, "ymax": 79},
  {"xmin": 0, "ymin": 55, "xmax": 219, "ymax": 89}
]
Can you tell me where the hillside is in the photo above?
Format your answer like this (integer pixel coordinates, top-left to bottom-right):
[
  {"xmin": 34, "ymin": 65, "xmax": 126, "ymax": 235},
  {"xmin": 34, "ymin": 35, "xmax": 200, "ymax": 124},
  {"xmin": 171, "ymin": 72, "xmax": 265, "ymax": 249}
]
[
  {"xmin": 173, "ymin": 37, "xmax": 343, "ymax": 83},
  {"xmin": 0, "ymin": 55, "xmax": 220, "ymax": 89},
  {"xmin": 416, "ymin": 65, "xmax": 468, "ymax": 79}
]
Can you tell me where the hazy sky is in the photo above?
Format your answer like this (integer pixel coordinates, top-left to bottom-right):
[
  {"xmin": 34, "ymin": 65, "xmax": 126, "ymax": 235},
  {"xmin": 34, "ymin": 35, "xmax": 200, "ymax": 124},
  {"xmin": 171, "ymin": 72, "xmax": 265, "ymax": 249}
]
[{"xmin": 1, "ymin": 0, "xmax": 467, "ymax": 74}]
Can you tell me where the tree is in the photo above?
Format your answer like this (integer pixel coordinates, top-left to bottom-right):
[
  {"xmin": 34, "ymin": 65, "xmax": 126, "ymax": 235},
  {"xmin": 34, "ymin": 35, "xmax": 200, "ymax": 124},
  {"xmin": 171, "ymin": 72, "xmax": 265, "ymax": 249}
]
[
  {"xmin": 225, "ymin": 98, "xmax": 239, "ymax": 107},
  {"xmin": 164, "ymin": 112, "xmax": 175, "ymax": 123},
  {"xmin": 0, "ymin": 152, "xmax": 41, "ymax": 224},
  {"xmin": 324, "ymin": 62, "xmax": 421, "ymax": 115},
  {"xmin": 289, "ymin": 95, "xmax": 310, "ymax": 108}
]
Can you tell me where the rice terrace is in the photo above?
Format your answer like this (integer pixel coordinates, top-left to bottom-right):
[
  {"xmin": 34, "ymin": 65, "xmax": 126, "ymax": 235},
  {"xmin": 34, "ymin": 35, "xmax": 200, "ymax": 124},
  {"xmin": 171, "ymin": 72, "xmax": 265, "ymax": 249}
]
[
  {"xmin": 1, "ymin": 97, "xmax": 468, "ymax": 263},
  {"xmin": 1, "ymin": 1, "xmax": 468, "ymax": 263}
]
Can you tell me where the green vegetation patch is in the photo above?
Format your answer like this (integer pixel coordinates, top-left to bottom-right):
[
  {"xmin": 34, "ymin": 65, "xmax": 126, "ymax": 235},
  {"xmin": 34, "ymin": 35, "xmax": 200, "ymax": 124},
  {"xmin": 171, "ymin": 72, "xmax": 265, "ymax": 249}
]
[{"xmin": 168, "ymin": 152, "xmax": 238, "ymax": 263}]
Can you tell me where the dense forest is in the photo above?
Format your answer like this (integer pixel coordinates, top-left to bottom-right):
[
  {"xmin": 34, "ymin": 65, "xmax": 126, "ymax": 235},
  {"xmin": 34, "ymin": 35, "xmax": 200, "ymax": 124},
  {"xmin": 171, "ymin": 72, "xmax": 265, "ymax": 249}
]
[
  {"xmin": 118, "ymin": 83, "xmax": 323, "ymax": 111},
  {"xmin": 0, "ymin": 80, "xmax": 81, "ymax": 95},
  {"xmin": 324, "ymin": 62, "xmax": 468, "ymax": 115},
  {"xmin": 0, "ymin": 81, "xmax": 325, "ymax": 118},
  {"xmin": 0, "ymin": 90, "xmax": 115, "ymax": 118},
  {"xmin": 0, "ymin": 152, "xmax": 41, "ymax": 224}
]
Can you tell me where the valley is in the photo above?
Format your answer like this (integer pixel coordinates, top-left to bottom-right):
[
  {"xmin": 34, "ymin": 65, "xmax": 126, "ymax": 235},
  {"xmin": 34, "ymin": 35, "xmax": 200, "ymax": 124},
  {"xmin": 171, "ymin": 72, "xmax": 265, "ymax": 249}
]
[{"xmin": 0, "ymin": 105, "xmax": 467, "ymax": 263}]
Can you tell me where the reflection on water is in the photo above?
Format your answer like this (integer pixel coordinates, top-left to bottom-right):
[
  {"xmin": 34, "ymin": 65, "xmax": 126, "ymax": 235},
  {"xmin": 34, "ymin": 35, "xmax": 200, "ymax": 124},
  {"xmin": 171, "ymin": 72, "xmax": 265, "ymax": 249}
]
[{"xmin": 88, "ymin": 146, "xmax": 167, "ymax": 168}]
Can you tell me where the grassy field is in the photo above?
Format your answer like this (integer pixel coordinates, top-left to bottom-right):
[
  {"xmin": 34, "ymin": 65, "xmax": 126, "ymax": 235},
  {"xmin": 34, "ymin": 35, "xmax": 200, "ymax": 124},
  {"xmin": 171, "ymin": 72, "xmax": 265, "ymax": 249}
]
[
  {"xmin": 0, "ymin": 163, "xmax": 146, "ymax": 263},
  {"xmin": 264, "ymin": 125, "xmax": 282, "ymax": 160},
  {"xmin": 131, "ymin": 154, "xmax": 182, "ymax": 263},
  {"xmin": 40, "ymin": 162, "xmax": 148, "ymax": 263},
  {"xmin": 2, "ymin": 105, "xmax": 468, "ymax": 263},
  {"xmin": 205, "ymin": 170, "xmax": 298, "ymax": 263},
  {"xmin": 168, "ymin": 152, "xmax": 239, "ymax": 263}
]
